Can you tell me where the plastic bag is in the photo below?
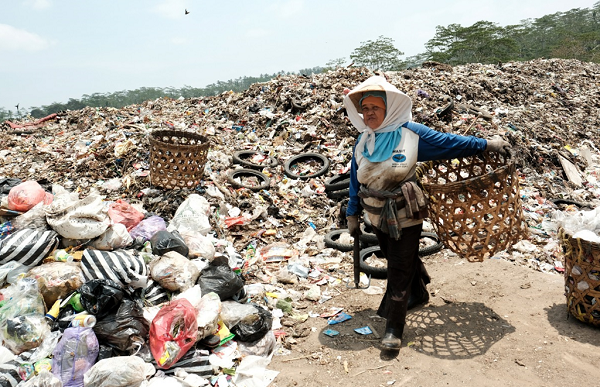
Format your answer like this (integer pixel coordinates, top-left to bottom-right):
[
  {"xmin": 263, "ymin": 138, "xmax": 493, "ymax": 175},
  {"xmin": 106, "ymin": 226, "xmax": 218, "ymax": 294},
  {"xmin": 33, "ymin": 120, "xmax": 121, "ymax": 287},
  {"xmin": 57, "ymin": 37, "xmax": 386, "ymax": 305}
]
[
  {"xmin": 129, "ymin": 215, "xmax": 167, "ymax": 242},
  {"xmin": 142, "ymin": 279, "xmax": 170, "ymax": 306},
  {"xmin": 45, "ymin": 186, "xmax": 109, "ymax": 239},
  {"xmin": 195, "ymin": 292, "xmax": 221, "ymax": 340},
  {"xmin": 230, "ymin": 304, "xmax": 273, "ymax": 343},
  {"xmin": 150, "ymin": 230, "xmax": 189, "ymax": 257},
  {"xmin": 11, "ymin": 202, "xmax": 49, "ymax": 231},
  {"xmin": 20, "ymin": 370, "xmax": 62, "ymax": 387},
  {"xmin": 162, "ymin": 346, "xmax": 212, "ymax": 377},
  {"xmin": 0, "ymin": 229, "xmax": 59, "ymax": 267},
  {"xmin": 81, "ymin": 249, "xmax": 148, "ymax": 289},
  {"xmin": 219, "ymin": 301, "xmax": 258, "ymax": 329},
  {"xmin": 149, "ymin": 299, "xmax": 198, "ymax": 369},
  {"xmin": 25, "ymin": 262, "xmax": 84, "ymax": 308},
  {"xmin": 107, "ymin": 199, "xmax": 144, "ymax": 231},
  {"xmin": 149, "ymin": 251, "xmax": 199, "ymax": 292},
  {"xmin": 89, "ymin": 223, "xmax": 134, "ymax": 250},
  {"xmin": 83, "ymin": 355, "xmax": 155, "ymax": 387},
  {"xmin": 237, "ymin": 330, "xmax": 277, "ymax": 357},
  {"xmin": 0, "ymin": 261, "xmax": 29, "ymax": 287},
  {"xmin": 179, "ymin": 230, "xmax": 215, "ymax": 260},
  {"xmin": 167, "ymin": 194, "xmax": 211, "ymax": 236},
  {"xmin": 7, "ymin": 181, "xmax": 53, "ymax": 212},
  {"xmin": 0, "ymin": 279, "xmax": 50, "ymax": 354},
  {"xmin": 93, "ymin": 299, "xmax": 149, "ymax": 353},
  {"xmin": 79, "ymin": 279, "xmax": 125, "ymax": 319},
  {"xmin": 197, "ymin": 256, "xmax": 244, "ymax": 301},
  {"xmin": 52, "ymin": 327, "xmax": 99, "ymax": 387}
]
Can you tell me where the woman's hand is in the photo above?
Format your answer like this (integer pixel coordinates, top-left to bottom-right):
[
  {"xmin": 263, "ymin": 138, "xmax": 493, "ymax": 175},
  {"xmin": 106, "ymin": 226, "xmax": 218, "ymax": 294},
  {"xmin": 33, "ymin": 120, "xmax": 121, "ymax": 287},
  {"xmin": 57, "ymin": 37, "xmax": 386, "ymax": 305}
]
[{"xmin": 486, "ymin": 138, "xmax": 511, "ymax": 155}]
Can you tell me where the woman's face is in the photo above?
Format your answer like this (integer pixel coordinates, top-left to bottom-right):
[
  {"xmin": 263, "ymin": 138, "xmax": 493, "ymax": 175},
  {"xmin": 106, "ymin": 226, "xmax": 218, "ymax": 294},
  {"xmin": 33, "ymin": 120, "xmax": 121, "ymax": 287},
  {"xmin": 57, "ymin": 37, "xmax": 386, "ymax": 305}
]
[{"xmin": 361, "ymin": 102, "xmax": 385, "ymax": 129}]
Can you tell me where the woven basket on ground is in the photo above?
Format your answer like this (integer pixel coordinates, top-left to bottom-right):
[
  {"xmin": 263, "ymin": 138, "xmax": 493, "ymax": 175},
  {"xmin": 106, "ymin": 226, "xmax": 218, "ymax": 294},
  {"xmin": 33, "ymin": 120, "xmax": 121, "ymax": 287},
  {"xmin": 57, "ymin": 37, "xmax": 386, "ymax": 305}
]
[
  {"xmin": 559, "ymin": 228, "xmax": 600, "ymax": 326},
  {"xmin": 416, "ymin": 152, "xmax": 527, "ymax": 262},
  {"xmin": 149, "ymin": 130, "xmax": 210, "ymax": 189}
]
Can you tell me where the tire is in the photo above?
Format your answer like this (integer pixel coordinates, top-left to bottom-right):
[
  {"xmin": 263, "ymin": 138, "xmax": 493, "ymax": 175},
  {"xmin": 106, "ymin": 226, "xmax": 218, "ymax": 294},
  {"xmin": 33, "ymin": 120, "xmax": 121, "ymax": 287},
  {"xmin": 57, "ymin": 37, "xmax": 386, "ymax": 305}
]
[
  {"xmin": 418, "ymin": 232, "xmax": 443, "ymax": 256},
  {"xmin": 227, "ymin": 169, "xmax": 270, "ymax": 191},
  {"xmin": 359, "ymin": 246, "xmax": 387, "ymax": 279},
  {"xmin": 324, "ymin": 174, "xmax": 350, "ymax": 192},
  {"xmin": 284, "ymin": 153, "xmax": 330, "ymax": 180},
  {"xmin": 326, "ymin": 188, "xmax": 349, "ymax": 199},
  {"xmin": 359, "ymin": 232, "xmax": 444, "ymax": 280},
  {"xmin": 233, "ymin": 150, "xmax": 278, "ymax": 170},
  {"xmin": 359, "ymin": 224, "xmax": 379, "ymax": 246},
  {"xmin": 324, "ymin": 229, "xmax": 353, "ymax": 252}
]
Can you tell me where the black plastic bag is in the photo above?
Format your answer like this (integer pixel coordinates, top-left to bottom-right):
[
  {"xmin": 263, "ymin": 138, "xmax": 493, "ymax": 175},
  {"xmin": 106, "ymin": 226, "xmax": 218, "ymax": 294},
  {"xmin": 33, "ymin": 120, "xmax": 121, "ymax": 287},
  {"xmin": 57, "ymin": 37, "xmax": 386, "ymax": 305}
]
[
  {"xmin": 93, "ymin": 298, "xmax": 149, "ymax": 352},
  {"xmin": 197, "ymin": 256, "xmax": 244, "ymax": 300},
  {"xmin": 230, "ymin": 304, "xmax": 272, "ymax": 342},
  {"xmin": 150, "ymin": 230, "xmax": 189, "ymax": 257},
  {"xmin": 79, "ymin": 279, "xmax": 125, "ymax": 319}
]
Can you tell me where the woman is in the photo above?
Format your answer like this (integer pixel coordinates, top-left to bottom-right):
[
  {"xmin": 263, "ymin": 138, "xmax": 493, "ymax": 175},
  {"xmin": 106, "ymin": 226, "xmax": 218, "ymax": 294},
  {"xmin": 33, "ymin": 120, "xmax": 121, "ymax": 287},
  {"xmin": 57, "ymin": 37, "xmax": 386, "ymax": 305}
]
[{"xmin": 344, "ymin": 76, "xmax": 510, "ymax": 351}]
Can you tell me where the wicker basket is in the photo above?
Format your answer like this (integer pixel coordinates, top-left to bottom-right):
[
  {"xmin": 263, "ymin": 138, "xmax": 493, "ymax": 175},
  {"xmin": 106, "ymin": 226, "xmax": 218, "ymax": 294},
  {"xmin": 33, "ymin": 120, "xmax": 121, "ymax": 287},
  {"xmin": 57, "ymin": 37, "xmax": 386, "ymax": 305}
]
[
  {"xmin": 416, "ymin": 152, "xmax": 527, "ymax": 262},
  {"xmin": 559, "ymin": 229, "xmax": 600, "ymax": 326},
  {"xmin": 149, "ymin": 130, "xmax": 210, "ymax": 189}
]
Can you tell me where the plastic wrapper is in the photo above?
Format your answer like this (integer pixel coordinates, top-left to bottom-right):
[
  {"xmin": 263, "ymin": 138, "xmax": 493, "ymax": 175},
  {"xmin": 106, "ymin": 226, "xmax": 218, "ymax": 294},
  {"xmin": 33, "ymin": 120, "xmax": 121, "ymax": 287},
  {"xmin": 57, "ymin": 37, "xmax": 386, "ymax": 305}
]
[
  {"xmin": 52, "ymin": 327, "xmax": 99, "ymax": 387},
  {"xmin": 83, "ymin": 355, "xmax": 155, "ymax": 387},
  {"xmin": 79, "ymin": 279, "xmax": 125, "ymax": 319},
  {"xmin": 149, "ymin": 251, "xmax": 199, "ymax": 292},
  {"xmin": 237, "ymin": 330, "xmax": 277, "ymax": 357},
  {"xmin": 29, "ymin": 331, "xmax": 62, "ymax": 364},
  {"xmin": 129, "ymin": 215, "xmax": 167, "ymax": 242},
  {"xmin": 0, "ymin": 261, "xmax": 29, "ymax": 287},
  {"xmin": 11, "ymin": 202, "xmax": 49, "ymax": 231},
  {"xmin": 150, "ymin": 230, "xmax": 189, "ymax": 257},
  {"xmin": 20, "ymin": 370, "xmax": 62, "ymax": 387},
  {"xmin": 0, "ymin": 221, "xmax": 15, "ymax": 241},
  {"xmin": 7, "ymin": 181, "xmax": 53, "ymax": 212},
  {"xmin": 0, "ymin": 229, "xmax": 59, "ymax": 268},
  {"xmin": 93, "ymin": 299, "xmax": 149, "ymax": 353},
  {"xmin": 195, "ymin": 292, "xmax": 221, "ymax": 340},
  {"xmin": 25, "ymin": 262, "xmax": 84, "ymax": 308},
  {"xmin": 107, "ymin": 199, "xmax": 144, "ymax": 231},
  {"xmin": 230, "ymin": 304, "xmax": 273, "ymax": 343},
  {"xmin": 167, "ymin": 194, "xmax": 211, "ymax": 236},
  {"xmin": 45, "ymin": 186, "xmax": 109, "ymax": 240},
  {"xmin": 0, "ymin": 279, "xmax": 50, "ymax": 354},
  {"xmin": 197, "ymin": 256, "xmax": 244, "ymax": 301},
  {"xmin": 89, "ymin": 223, "xmax": 134, "ymax": 250},
  {"xmin": 179, "ymin": 230, "xmax": 215, "ymax": 260},
  {"xmin": 149, "ymin": 299, "xmax": 198, "ymax": 369}
]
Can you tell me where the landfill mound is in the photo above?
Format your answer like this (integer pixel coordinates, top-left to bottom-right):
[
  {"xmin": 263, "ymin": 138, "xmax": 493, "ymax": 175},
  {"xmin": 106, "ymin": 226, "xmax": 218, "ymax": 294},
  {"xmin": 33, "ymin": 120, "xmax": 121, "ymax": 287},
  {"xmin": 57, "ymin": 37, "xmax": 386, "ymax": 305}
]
[
  {"xmin": 2, "ymin": 58, "xmax": 600, "ymax": 269},
  {"xmin": 0, "ymin": 58, "xmax": 600, "ymax": 385}
]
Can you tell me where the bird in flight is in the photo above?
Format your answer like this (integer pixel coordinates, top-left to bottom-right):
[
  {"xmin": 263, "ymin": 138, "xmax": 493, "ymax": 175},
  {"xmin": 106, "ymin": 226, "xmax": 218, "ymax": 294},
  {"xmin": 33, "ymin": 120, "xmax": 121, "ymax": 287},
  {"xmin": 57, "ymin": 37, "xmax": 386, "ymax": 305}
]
[{"xmin": 185, "ymin": 9, "xmax": 190, "ymax": 14}]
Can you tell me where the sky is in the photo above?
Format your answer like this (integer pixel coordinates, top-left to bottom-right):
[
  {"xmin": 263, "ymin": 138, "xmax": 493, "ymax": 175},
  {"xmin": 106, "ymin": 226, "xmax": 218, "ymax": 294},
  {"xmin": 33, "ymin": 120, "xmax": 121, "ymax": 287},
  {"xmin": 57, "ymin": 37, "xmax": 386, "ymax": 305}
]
[{"xmin": 0, "ymin": 0, "xmax": 597, "ymax": 112}]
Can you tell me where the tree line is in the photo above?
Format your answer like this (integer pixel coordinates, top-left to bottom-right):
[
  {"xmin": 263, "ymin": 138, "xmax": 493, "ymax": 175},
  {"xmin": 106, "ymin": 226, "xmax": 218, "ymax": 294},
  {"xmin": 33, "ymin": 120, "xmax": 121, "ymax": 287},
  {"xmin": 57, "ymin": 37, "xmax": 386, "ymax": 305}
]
[{"xmin": 2, "ymin": 3, "xmax": 599, "ymax": 121}]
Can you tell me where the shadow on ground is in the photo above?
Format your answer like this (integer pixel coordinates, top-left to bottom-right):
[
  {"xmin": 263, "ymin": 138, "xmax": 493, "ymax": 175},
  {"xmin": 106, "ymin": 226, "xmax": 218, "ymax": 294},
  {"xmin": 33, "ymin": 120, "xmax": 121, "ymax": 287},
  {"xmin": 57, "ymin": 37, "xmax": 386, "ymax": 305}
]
[
  {"xmin": 545, "ymin": 302, "xmax": 600, "ymax": 346},
  {"xmin": 317, "ymin": 302, "xmax": 515, "ymax": 360}
]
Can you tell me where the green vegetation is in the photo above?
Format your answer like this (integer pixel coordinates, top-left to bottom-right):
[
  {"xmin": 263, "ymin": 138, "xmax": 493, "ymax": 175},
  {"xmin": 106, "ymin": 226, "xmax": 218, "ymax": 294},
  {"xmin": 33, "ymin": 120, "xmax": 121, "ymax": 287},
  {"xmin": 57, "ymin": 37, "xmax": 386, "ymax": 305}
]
[{"xmin": 2, "ymin": 3, "xmax": 599, "ymax": 121}]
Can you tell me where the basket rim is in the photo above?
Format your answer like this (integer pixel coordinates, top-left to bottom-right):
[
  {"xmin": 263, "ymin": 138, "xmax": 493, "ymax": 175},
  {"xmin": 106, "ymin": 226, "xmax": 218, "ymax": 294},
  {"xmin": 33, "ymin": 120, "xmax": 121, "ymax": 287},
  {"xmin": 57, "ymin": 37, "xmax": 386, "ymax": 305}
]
[{"xmin": 420, "ymin": 161, "xmax": 514, "ymax": 190}]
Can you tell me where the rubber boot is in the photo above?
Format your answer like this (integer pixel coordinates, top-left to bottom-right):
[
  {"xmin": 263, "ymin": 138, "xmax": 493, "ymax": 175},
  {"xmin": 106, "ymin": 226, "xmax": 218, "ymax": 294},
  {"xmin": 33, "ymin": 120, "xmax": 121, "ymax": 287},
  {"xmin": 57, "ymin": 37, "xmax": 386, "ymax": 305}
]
[{"xmin": 381, "ymin": 321, "xmax": 402, "ymax": 350}]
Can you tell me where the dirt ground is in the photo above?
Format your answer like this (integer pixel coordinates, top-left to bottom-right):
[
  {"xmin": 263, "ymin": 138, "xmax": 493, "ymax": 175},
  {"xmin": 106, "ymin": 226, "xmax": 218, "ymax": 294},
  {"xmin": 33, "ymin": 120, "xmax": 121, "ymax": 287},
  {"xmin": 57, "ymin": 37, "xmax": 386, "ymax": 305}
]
[{"xmin": 268, "ymin": 251, "xmax": 600, "ymax": 387}]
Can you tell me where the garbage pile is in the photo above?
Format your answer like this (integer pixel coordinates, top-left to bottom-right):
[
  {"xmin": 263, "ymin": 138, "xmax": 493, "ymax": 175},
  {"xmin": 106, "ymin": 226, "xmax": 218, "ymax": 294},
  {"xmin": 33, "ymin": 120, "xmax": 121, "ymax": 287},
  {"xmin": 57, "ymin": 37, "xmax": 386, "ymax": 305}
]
[{"xmin": 1, "ymin": 58, "xmax": 600, "ymax": 385}]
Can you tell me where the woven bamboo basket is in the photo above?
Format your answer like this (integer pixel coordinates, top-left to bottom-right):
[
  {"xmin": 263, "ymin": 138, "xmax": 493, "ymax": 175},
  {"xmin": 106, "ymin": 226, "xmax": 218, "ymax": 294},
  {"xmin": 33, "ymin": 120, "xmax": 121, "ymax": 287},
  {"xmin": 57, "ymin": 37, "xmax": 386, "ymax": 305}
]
[
  {"xmin": 416, "ymin": 152, "xmax": 527, "ymax": 262},
  {"xmin": 559, "ymin": 228, "xmax": 600, "ymax": 326},
  {"xmin": 149, "ymin": 130, "xmax": 210, "ymax": 189}
]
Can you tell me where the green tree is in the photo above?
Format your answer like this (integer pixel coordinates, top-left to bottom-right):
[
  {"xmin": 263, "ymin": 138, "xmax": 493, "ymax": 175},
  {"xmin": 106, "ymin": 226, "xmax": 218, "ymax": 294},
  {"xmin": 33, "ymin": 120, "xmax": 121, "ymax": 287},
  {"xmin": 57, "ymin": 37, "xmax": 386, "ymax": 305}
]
[
  {"xmin": 324, "ymin": 57, "xmax": 347, "ymax": 70},
  {"xmin": 350, "ymin": 35, "xmax": 405, "ymax": 71}
]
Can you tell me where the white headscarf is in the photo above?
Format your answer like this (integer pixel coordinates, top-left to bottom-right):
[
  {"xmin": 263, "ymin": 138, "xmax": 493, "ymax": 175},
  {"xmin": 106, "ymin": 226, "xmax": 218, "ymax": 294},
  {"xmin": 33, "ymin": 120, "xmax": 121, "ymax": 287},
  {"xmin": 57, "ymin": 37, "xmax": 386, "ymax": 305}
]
[{"xmin": 343, "ymin": 76, "xmax": 412, "ymax": 156}]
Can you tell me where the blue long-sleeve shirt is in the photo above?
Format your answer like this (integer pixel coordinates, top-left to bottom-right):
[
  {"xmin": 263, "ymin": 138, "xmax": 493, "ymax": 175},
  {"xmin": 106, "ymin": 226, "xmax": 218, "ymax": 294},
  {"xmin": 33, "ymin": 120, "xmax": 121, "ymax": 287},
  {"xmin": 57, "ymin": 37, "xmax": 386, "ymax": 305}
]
[{"xmin": 346, "ymin": 121, "xmax": 488, "ymax": 217}]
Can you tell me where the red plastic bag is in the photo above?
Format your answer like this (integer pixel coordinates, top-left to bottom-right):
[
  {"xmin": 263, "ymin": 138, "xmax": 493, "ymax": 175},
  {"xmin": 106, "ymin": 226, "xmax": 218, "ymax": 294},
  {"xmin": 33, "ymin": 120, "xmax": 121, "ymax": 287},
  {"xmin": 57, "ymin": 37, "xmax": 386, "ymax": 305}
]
[
  {"xmin": 108, "ymin": 199, "xmax": 144, "ymax": 231},
  {"xmin": 7, "ymin": 181, "xmax": 53, "ymax": 212},
  {"xmin": 149, "ymin": 298, "xmax": 198, "ymax": 369}
]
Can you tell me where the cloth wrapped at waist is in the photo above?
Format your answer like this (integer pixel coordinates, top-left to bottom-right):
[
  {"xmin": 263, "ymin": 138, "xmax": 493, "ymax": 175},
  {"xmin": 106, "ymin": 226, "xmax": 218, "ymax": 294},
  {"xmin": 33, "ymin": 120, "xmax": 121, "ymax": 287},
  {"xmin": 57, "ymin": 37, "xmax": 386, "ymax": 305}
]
[{"xmin": 358, "ymin": 181, "xmax": 428, "ymax": 239}]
